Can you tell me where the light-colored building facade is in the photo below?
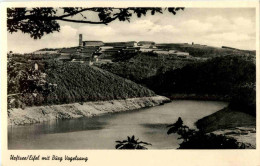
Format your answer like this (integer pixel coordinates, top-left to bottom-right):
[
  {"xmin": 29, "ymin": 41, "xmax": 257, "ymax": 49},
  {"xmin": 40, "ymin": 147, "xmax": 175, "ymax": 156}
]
[
  {"xmin": 153, "ymin": 50, "xmax": 169, "ymax": 55},
  {"xmin": 79, "ymin": 34, "xmax": 104, "ymax": 47}
]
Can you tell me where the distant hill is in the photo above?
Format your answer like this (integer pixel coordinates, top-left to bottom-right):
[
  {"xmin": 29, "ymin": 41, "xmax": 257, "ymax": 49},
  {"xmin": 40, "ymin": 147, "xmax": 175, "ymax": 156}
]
[
  {"xmin": 221, "ymin": 46, "xmax": 255, "ymax": 53},
  {"xmin": 156, "ymin": 43, "xmax": 256, "ymax": 57}
]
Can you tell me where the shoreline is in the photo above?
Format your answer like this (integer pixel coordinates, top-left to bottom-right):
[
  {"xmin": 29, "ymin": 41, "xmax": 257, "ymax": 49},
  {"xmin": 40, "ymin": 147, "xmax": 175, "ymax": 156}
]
[
  {"xmin": 8, "ymin": 95, "xmax": 170, "ymax": 126},
  {"xmin": 167, "ymin": 93, "xmax": 230, "ymax": 101}
]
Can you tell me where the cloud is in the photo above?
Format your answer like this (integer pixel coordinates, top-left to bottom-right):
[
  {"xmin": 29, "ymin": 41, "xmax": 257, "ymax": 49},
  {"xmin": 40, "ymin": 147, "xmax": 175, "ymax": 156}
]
[
  {"xmin": 178, "ymin": 20, "xmax": 213, "ymax": 34},
  {"xmin": 78, "ymin": 25, "xmax": 116, "ymax": 40},
  {"xmin": 7, "ymin": 10, "xmax": 256, "ymax": 53},
  {"xmin": 52, "ymin": 25, "xmax": 77, "ymax": 40},
  {"xmin": 76, "ymin": 19, "xmax": 179, "ymax": 42},
  {"xmin": 8, "ymin": 25, "xmax": 79, "ymax": 53},
  {"xmin": 232, "ymin": 17, "xmax": 255, "ymax": 34},
  {"xmin": 170, "ymin": 16, "xmax": 255, "ymax": 49},
  {"xmin": 48, "ymin": 25, "xmax": 78, "ymax": 47},
  {"xmin": 205, "ymin": 32, "xmax": 253, "ymax": 42}
]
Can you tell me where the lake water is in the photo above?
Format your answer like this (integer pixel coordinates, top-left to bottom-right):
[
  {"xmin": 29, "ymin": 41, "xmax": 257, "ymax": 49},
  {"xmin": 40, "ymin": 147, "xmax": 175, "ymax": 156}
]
[{"xmin": 8, "ymin": 100, "xmax": 227, "ymax": 149}]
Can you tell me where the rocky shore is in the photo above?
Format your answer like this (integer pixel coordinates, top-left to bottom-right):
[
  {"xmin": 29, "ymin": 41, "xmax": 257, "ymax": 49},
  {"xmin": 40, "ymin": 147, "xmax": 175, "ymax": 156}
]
[
  {"xmin": 212, "ymin": 127, "xmax": 256, "ymax": 149},
  {"xmin": 8, "ymin": 95, "xmax": 170, "ymax": 126}
]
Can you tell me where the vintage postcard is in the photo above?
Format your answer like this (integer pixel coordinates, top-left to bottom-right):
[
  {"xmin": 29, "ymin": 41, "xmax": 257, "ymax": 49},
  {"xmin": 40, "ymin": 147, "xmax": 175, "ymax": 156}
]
[{"xmin": 1, "ymin": 1, "xmax": 259, "ymax": 166}]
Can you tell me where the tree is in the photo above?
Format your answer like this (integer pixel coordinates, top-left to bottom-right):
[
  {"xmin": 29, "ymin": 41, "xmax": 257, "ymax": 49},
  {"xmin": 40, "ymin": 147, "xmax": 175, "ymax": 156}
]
[
  {"xmin": 7, "ymin": 60, "xmax": 55, "ymax": 108},
  {"xmin": 115, "ymin": 135, "xmax": 152, "ymax": 149},
  {"xmin": 7, "ymin": 7, "xmax": 184, "ymax": 39}
]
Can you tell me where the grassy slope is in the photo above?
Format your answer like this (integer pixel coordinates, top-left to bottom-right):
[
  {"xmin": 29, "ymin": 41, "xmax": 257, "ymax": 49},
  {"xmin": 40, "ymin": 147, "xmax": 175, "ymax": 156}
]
[
  {"xmin": 40, "ymin": 61, "xmax": 156, "ymax": 105},
  {"xmin": 195, "ymin": 107, "xmax": 256, "ymax": 133}
]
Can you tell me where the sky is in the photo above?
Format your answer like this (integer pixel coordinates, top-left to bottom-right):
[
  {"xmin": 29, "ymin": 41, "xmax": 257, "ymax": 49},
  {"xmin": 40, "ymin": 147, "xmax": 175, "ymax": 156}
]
[{"xmin": 7, "ymin": 8, "xmax": 256, "ymax": 53}]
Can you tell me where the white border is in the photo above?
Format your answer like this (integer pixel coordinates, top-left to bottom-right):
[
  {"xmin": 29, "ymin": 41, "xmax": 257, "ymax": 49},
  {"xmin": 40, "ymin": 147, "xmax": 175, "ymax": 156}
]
[{"xmin": 1, "ymin": 1, "xmax": 259, "ymax": 166}]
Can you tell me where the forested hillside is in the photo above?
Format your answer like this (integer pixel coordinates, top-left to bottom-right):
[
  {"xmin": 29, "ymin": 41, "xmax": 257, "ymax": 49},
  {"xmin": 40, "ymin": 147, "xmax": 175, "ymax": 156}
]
[
  {"xmin": 143, "ymin": 55, "xmax": 256, "ymax": 115},
  {"xmin": 45, "ymin": 61, "xmax": 155, "ymax": 103},
  {"xmin": 8, "ymin": 60, "xmax": 156, "ymax": 107},
  {"xmin": 100, "ymin": 52, "xmax": 197, "ymax": 83},
  {"xmin": 144, "ymin": 55, "xmax": 255, "ymax": 95}
]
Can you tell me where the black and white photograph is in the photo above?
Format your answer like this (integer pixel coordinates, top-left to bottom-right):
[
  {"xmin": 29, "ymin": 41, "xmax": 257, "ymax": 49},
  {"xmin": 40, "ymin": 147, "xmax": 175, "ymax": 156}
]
[{"xmin": 5, "ymin": 5, "xmax": 257, "ymax": 151}]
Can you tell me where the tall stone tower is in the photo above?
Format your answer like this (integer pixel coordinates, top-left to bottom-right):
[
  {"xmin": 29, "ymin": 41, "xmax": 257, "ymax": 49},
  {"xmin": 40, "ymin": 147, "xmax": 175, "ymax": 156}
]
[{"xmin": 79, "ymin": 34, "xmax": 83, "ymax": 46}]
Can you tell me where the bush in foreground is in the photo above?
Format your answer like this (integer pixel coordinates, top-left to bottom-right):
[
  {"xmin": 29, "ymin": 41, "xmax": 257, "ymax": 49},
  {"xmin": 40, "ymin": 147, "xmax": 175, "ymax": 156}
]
[
  {"xmin": 115, "ymin": 135, "xmax": 152, "ymax": 149},
  {"xmin": 167, "ymin": 117, "xmax": 245, "ymax": 149}
]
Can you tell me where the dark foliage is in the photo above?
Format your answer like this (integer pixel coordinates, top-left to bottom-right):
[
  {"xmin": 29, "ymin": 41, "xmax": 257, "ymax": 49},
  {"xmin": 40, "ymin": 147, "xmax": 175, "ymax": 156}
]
[
  {"xmin": 8, "ymin": 59, "xmax": 55, "ymax": 108},
  {"xmin": 101, "ymin": 52, "xmax": 194, "ymax": 83},
  {"xmin": 167, "ymin": 117, "xmax": 245, "ymax": 149},
  {"xmin": 178, "ymin": 132, "xmax": 246, "ymax": 149},
  {"xmin": 115, "ymin": 135, "xmax": 152, "ymax": 149},
  {"xmin": 7, "ymin": 7, "xmax": 184, "ymax": 39},
  {"xmin": 145, "ymin": 56, "xmax": 255, "ymax": 95},
  {"xmin": 112, "ymin": 52, "xmax": 138, "ymax": 62},
  {"xmin": 143, "ymin": 55, "xmax": 256, "ymax": 114},
  {"xmin": 229, "ymin": 83, "xmax": 256, "ymax": 115},
  {"xmin": 30, "ymin": 54, "xmax": 60, "ymax": 60},
  {"xmin": 8, "ymin": 59, "xmax": 52, "ymax": 95},
  {"xmin": 8, "ymin": 8, "xmax": 60, "ymax": 39}
]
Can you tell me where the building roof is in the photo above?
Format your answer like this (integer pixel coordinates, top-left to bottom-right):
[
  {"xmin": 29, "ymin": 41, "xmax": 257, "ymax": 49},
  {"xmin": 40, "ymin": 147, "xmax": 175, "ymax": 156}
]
[
  {"xmin": 58, "ymin": 55, "xmax": 71, "ymax": 60},
  {"xmin": 102, "ymin": 48, "xmax": 122, "ymax": 51},
  {"xmin": 83, "ymin": 41, "xmax": 104, "ymax": 44},
  {"xmin": 176, "ymin": 52, "xmax": 189, "ymax": 55},
  {"xmin": 153, "ymin": 50, "xmax": 169, "ymax": 54},
  {"xmin": 80, "ymin": 47, "xmax": 99, "ymax": 53},
  {"xmin": 140, "ymin": 48, "xmax": 157, "ymax": 50},
  {"xmin": 38, "ymin": 48, "xmax": 60, "ymax": 51},
  {"xmin": 82, "ymin": 41, "xmax": 104, "ymax": 46},
  {"xmin": 138, "ymin": 41, "xmax": 156, "ymax": 45},
  {"xmin": 83, "ymin": 40, "xmax": 103, "ymax": 42},
  {"xmin": 123, "ymin": 48, "xmax": 139, "ymax": 50},
  {"xmin": 60, "ymin": 48, "xmax": 77, "ymax": 53},
  {"xmin": 33, "ymin": 50, "xmax": 59, "ymax": 54},
  {"xmin": 102, "ymin": 50, "xmax": 120, "ymax": 53},
  {"xmin": 104, "ymin": 42, "xmax": 136, "ymax": 47}
]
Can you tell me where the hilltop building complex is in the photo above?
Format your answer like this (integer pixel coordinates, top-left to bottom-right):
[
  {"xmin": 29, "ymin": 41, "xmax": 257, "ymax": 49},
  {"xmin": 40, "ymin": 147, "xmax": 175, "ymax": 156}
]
[{"xmin": 30, "ymin": 34, "xmax": 191, "ymax": 64}]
